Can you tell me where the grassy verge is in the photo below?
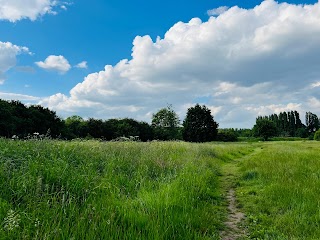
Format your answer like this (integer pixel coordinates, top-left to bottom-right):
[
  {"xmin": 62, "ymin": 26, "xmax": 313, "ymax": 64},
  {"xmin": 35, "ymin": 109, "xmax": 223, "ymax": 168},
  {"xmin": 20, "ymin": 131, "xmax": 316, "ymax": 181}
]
[
  {"xmin": 0, "ymin": 139, "xmax": 253, "ymax": 239},
  {"xmin": 237, "ymin": 141, "xmax": 320, "ymax": 239}
]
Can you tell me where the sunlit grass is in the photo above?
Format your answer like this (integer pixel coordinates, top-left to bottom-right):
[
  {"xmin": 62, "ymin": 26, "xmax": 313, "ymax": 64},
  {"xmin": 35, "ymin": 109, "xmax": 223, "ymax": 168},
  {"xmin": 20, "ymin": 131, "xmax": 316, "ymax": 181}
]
[
  {"xmin": 3, "ymin": 139, "xmax": 318, "ymax": 239},
  {"xmin": 0, "ymin": 139, "xmax": 253, "ymax": 239},
  {"xmin": 238, "ymin": 141, "xmax": 320, "ymax": 239}
]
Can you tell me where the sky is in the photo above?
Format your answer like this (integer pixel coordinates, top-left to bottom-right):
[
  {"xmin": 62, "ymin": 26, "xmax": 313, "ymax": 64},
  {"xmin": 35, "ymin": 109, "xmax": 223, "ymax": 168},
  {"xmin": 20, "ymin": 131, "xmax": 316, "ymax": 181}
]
[{"xmin": 0, "ymin": 0, "xmax": 320, "ymax": 128}]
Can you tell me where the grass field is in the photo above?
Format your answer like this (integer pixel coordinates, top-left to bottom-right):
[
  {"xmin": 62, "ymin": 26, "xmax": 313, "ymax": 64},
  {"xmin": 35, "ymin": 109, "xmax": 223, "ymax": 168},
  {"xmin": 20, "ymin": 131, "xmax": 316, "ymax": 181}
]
[
  {"xmin": 0, "ymin": 139, "xmax": 319, "ymax": 239},
  {"xmin": 237, "ymin": 141, "xmax": 320, "ymax": 239}
]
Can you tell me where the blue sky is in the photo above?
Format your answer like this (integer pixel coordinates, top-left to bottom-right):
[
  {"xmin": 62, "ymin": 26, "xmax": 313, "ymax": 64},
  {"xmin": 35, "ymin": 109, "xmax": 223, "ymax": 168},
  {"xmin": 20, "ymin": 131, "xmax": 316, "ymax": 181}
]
[{"xmin": 1, "ymin": 0, "xmax": 320, "ymax": 128}]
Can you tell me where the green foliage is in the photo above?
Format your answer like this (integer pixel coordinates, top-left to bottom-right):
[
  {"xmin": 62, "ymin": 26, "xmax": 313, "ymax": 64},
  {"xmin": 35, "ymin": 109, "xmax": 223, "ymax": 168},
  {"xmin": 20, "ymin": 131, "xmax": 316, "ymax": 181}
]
[
  {"xmin": 152, "ymin": 105, "xmax": 181, "ymax": 140},
  {"xmin": 314, "ymin": 130, "xmax": 320, "ymax": 141},
  {"xmin": 216, "ymin": 129, "xmax": 238, "ymax": 142},
  {"xmin": 64, "ymin": 115, "xmax": 87, "ymax": 138},
  {"xmin": 257, "ymin": 111, "xmax": 304, "ymax": 137},
  {"xmin": 182, "ymin": 104, "xmax": 219, "ymax": 142},
  {"xmin": 235, "ymin": 128, "xmax": 253, "ymax": 138},
  {"xmin": 63, "ymin": 117, "xmax": 153, "ymax": 141},
  {"xmin": 306, "ymin": 111, "xmax": 320, "ymax": 133},
  {"xmin": 0, "ymin": 99, "xmax": 63, "ymax": 138},
  {"xmin": 295, "ymin": 127, "xmax": 308, "ymax": 138},
  {"xmin": 253, "ymin": 118, "xmax": 277, "ymax": 141}
]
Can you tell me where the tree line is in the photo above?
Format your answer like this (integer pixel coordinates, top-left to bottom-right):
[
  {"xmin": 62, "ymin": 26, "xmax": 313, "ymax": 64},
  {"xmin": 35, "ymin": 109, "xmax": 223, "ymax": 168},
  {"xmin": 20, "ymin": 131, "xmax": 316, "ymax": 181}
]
[
  {"xmin": 1, "ymin": 98, "xmax": 319, "ymax": 142},
  {"xmin": 253, "ymin": 111, "xmax": 320, "ymax": 140},
  {"xmin": 0, "ymin": 99, "xmax": 220, "ymax": 142}
]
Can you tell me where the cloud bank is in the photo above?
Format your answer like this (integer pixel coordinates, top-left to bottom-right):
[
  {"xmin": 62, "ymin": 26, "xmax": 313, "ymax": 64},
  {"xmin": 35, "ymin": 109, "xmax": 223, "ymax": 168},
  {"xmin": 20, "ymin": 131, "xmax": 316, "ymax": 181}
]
[
  {"xmin": 0, "ymin": 0, "xmax": 68, "ymax": 22},
  {"xmin": 41, "ymin": 0, "xmax": 320, "ymax": 128}
]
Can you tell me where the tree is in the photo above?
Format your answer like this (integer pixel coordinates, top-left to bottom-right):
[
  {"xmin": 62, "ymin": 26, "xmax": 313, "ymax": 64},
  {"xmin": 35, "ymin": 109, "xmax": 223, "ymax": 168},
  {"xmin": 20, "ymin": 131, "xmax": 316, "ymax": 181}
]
[
  {"xmin": 217, "ymin": 128, "xmax": 238, "ymax": 142},
  {"xmin": 103, "ymin": 118, "xmax": 153, "ymax": 141},
  {"xmin": 253, "ymin": 118, "xmax": 277, "ymax": 141},
  {"xmin": 182, "ymin": 104, "xmax": 219, "ymax": 142},
  {"xmin": 306, "ymin": 112, "xmax": 319, "ymax": 133},
  {"xmin": 152, "ymin": 105, "xmax": 180, "ymax": 140},
  {"xmin": 64, "ymin": 115, "xmax": 88, "ymax": 139}
]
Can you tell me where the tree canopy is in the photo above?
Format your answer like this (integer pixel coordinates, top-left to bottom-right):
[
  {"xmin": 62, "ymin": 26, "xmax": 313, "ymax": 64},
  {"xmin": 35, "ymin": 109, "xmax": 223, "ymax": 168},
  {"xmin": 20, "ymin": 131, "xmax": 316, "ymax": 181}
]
[
  {"xmin": 253, "ymin": 118, "xmax": 277, "ymax": 141},
  {"xmin": 152, "ymin": 105, "xmax": 181, "ymax": 140},
  {"xmin": 182, "ymin": 104, "xmax": 218, "ymax": 142}
]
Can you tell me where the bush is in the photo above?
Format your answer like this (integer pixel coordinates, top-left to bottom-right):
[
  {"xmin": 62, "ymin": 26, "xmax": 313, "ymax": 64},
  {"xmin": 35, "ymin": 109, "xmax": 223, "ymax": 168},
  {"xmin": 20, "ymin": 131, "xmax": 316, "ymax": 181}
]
[
  {"xmin": 216, "ymin": 129, "xmax": 238, "ymax": 142},
  {"xmin": 314, "ymin": 130, "xmax": 320, "ymax": 141}
]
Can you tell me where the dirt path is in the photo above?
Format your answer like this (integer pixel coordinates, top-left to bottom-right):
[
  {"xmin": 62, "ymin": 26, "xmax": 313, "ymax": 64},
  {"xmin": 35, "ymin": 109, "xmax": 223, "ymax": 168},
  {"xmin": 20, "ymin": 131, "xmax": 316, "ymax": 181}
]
[
  {"xmin": 220, "ymin": 148, "xmax": 262, "ymax": 240},
  {"xmin": 220, "ymin": 189, "xmax": 246, "ymax": 240}
]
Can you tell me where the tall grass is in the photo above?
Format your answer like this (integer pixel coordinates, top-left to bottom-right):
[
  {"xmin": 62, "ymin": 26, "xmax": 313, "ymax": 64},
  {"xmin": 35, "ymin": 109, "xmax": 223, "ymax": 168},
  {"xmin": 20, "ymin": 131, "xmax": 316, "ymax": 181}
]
[
  {"xmin": 0, "ymin": 139, "xmax": 254, "ymax": 239},
  {"xmin": 238, "ymin": 141, "xmax": 320, "ymax": 239}
]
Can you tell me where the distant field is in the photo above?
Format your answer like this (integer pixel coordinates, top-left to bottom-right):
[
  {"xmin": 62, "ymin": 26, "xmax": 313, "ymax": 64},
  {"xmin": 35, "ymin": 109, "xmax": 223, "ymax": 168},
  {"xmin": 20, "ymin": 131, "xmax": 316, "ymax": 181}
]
[{"xmin": 0, "ymin": 139, "xmax": 319, "ymax": 239}]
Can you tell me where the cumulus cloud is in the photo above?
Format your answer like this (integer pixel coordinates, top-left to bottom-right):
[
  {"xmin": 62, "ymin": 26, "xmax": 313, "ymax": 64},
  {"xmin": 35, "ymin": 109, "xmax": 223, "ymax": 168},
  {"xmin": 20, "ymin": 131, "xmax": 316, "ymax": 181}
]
[
  {"xmin": 36, "ymin": 55, "xmax": 71, "ymax": 74},
  {"xmin": 0, "ymin": 41, "xmax": 30, "ymax": 83},
  {"xmin": 41, "ymin": 0, "xmax": 320, "ymax": 128},
  {"xmin": 0, "ymin": 0, "xmax": 69, "ymax": 22},
  {"xmin": 75, "ymin": 61, "xmax": 88, "ymax": 69}
]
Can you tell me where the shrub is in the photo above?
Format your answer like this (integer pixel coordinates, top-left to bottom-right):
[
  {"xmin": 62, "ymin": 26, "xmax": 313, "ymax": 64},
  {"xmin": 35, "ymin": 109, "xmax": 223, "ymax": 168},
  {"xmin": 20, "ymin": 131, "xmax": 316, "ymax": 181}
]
[{"xmin": 314, "ymin": 130, "xmax": 320, "ymax": 141}]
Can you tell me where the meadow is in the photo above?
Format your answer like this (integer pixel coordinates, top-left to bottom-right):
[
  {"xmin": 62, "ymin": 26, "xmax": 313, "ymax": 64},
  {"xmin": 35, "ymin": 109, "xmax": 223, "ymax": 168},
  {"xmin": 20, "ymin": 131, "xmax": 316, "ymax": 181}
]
[
  {"xmin": 0, "ymin": 139, "xmax": 319, "ymax": 239},
  {"xmin": 238, "ymin": 141, "xmax": 320, "ymax": 239}
]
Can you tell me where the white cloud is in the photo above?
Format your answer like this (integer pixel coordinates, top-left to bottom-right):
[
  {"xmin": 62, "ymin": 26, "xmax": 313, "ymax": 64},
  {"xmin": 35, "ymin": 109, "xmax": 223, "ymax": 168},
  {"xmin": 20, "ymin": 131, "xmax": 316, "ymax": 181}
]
[
  {"xmin": 246, "ymin": 103, "xmax": 303, "ymax": 116},
  {"xmin": 0, "ymin": 92, "xmax": 40, "ymax": 101},
  {"xmin": 310, "ymin": 81, "xmax": 320, "ymax": 88},
  {"xmin": 41, "ymin": 0, "xmax": 320, "ymax": 128},
  {"xmin": 207, "ymin": 6, "xmax": 229, "ymax": 16},
  {"xmin": 75, "ymin": 61, "xmax": 88, "ymax": 69},
  {"xmin": 308, "ymin": 97, "xmax": 320, "ymax": 109},
  {"xmin": 36, "ymin": 55, "xmax": 71, "ymax": 74},
  {"xmin": 0, "ymin": 41, "xmax": 30, "ymax": 83},
  {"xmin": 0, "ymin": 0, "xmax": 69, "ymax": 22}
]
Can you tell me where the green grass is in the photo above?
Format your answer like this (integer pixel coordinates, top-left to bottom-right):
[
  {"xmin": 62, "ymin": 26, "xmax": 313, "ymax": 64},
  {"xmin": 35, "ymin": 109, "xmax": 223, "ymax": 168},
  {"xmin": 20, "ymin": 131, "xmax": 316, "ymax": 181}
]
[
  {"xmin": 2, "ymin": 139, "xmax": 320, "ymax": 239},
  {"xmin": 238, "ymin": 141, "xmax": 320, "ymax": 239},
  {"xmin": 0, "ymin": 139, "xmax": 253, "ymax": 239}
]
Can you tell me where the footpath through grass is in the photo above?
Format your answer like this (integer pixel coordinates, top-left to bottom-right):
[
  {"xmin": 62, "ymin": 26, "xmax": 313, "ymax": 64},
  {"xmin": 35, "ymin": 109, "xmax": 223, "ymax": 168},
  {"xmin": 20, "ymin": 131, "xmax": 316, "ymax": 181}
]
[
  {"xmin": 237, "ymin": 141, "xmax": 320, "ymax": 239},
  {"xmin": 2, "ymin": 139, "xmax": 319, "ymax": 239},
  {"xmin": 0, "ymin": 139, "xmax": 253, "ymax": 240}
]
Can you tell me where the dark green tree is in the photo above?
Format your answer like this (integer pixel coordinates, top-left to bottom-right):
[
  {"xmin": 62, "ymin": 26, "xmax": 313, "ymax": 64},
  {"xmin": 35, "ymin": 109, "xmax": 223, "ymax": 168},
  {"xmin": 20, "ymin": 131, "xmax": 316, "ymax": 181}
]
[
  {"xmin": 104, "ymin": 118, "xmax": 153, "ymax": 141},
  {"xmin": 216, "ymin": 128, "xmax": 238, "ymax": 142},
  {"xmin": 28, "ymin": 105, "xmax": 63, "ymax": 137},
  {"xmin": 182, "ymin": 104, "xmax": 219, "ymax": 142},
  {"xmin": 152, "ymin": 105, "xmax": 180, "ymax": 140},
  {"xmin": 64, "ymin": 115, "xmax": 88, "ymax": 139},
  {"xmin": 0, "ymin": 99, "xmax": 14, "ymax": 137},
  {"xmin": 306, "ymin": 112, "xmax": 319, "ymax": 133},
  {"xmin": 253, "ymin": 118, "xmax": 277, "ymax": 141}
]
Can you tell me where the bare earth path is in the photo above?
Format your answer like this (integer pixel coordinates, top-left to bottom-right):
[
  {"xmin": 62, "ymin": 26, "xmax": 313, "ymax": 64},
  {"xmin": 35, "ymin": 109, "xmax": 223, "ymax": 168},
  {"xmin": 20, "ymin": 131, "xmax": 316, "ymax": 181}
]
[
  {"xmin": 220, "ymin": 148, "xmax": 262, "ymax": 240},
  {"xmin": 220, "ymin": 188, "xmax": 246, "ymax": 240}
]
